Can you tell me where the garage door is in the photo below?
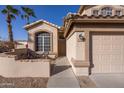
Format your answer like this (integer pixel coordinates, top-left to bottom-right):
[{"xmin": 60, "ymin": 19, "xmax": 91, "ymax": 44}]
[{"xmin": 91, "ymin": 32, "xmax": 124, "ymax": 73}]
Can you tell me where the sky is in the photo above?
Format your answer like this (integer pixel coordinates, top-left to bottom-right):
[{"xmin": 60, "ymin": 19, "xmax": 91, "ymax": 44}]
[{"xmin": 0, "ymin": 5, "xmax": 80, "ymax": 40}]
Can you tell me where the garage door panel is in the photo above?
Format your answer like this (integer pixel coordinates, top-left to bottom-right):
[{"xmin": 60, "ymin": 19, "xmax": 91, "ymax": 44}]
[
  {"xmin": 111, "ymin": 64, "xmax": 122, "ymax": 73},
  {"xmin": 91, "ymin": 32, "xmax": 124, "ymax": 73}
]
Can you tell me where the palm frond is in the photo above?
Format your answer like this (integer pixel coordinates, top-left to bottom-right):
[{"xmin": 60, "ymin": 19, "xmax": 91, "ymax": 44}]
[
  {"xmin": 21, "ymin": 6, "xmax": 36, "ymax": 18},
  {"xmin": 10, "ymin": 14, "xmax": 16, "ymax": 20},
  {"xmin": 21, "ymin": 15, "xmax": 24, "ymax": 19},
  {"xmin": 21, "ymin": 6, "xmax": 28, "ymax": 13},
  {"xmin": 6, "ymin": 5, "xmax": 20, "ymax": 15},
  {"xmin": 11, "ymin": 8, "xmax": 20, "ymax": 15},
  {"xmin": 6, "ymin": 5, "xmax": 13, "ymax": 10},
  {"xmin": 21, "ymin": 14, "xmax": 28, "ymax": 19},
  {"xmin": 1, "ymin": 9, "xmax": 7, "ymax": 14}
]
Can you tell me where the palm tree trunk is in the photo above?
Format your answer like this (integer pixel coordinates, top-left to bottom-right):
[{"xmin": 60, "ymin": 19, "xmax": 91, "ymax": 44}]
[
  {"xmin": 7, "ymin": 14, "xmax": 14, "ymax": 49},
  {"xmin": 7, "ymin": 13, "xmax": 14, "ymax": 42},
  {"xmin": 8, "ymin": 23, "xmax": 13, "ymax": 42}
]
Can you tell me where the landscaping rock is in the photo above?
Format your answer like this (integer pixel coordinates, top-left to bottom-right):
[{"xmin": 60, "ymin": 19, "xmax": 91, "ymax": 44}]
[{"xmin": 0, "ymin": 76, "xmax": 48, "ymax": 88}]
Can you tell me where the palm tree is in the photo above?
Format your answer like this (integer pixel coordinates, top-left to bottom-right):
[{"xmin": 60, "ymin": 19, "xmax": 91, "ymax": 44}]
[
  {"xmin": 1, "ymin": 5, "xmax": 20, "ymax": 43},
  {"xmin": 21, "ymin": 6, "xmax": 36, "ymax": 24}
]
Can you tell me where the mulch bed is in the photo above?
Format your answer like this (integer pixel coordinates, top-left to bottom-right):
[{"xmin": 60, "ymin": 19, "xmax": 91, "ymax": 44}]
[
  {"xmin": 0, "ymin": 76, "xmax": 48, "ymax": 88},
  {"xmin": 78, "ymin": 76, "xmax": 96, "ymax": 88}
]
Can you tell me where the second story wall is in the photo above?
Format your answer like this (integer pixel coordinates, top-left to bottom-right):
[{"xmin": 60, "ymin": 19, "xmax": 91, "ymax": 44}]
[{"xmin": 80, "ymin": 5, "xmax": 124, "ymax": 16}]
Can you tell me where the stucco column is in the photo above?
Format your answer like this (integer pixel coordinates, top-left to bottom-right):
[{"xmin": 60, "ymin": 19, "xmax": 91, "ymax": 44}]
[
  {"xmin": 33, "ymin": 34, "xmax": 36, "ymax": 51},
  {"xmin": 28, "ymin": 33, "xmax": 35, "ymax": 51},
  {"xmin": 84, "ymin": 30, "xmax": 90, "ymax": 66},
  {"xmin": 72, "ymin": 30, "xmax": 90, "ymax": 76}
]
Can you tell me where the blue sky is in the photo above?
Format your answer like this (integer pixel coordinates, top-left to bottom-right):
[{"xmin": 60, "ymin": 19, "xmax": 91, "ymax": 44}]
[{"xmin": 0, "ymin": 5, "xmax": 80, "ymax": 40}]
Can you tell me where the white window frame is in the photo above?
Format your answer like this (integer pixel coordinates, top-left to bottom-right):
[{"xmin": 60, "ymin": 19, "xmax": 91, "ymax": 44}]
[
  {"xmin": 115, "ymin": 10, "xmax": 122, "ymax": 16},
  {"xmin": 92, "ymin": 10, "xmax": 99, "ymax": 16},
  {"xmin": 36, "ymin": 32, "xmax": 51, "ymax": 52},
  {"xmin": 101, "ymin": 7, "xmax": 112, "ymax": 16}
]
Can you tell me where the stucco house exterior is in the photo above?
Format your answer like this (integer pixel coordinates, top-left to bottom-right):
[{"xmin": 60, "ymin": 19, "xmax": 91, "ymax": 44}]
[
  {"xmin": 24, "ymin": 19, "xmax": 66, "ymax": 58},
  {"xmin": 15, "ymin": 40, "xmax": 27, "ymax": 49},
  {"xmin": 64, "ymin": 5, "xmax": 124, "ymax": 76},
  {"xmin": 24, "ymin": 5, "xmax": 124, "ymax": 77}
]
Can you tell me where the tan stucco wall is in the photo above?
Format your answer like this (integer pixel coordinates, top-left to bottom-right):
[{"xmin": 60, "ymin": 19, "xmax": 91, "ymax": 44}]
[
  {"xmin": 66, "ymin": 32, "xmax": 76, "ymax": 62},
  {"xmin": 81, "ymin": 5, "xmax": 124, "ymax": 16},
  {"xmin": 66, "ymin": 22, "xmax": 124, "ymax": 76},
  {"xmin": 66, "ymin": 31, "xmax": 87, "ymax": 76},
  {"xmin": 27, "ymin": 22, "xmax": 58, "ymax": 56},
  {"xmin": 67, "ymin": 32, "xmax": 85, "ymax": 62},
  {"xmin": 16, "ymin": 41, "xmax": 27, "ymax": 49},
  {"xmin": 65, "ymin": 5, "xmax": 124, "ymax": 76},
  {"xmin": 74, "ymin": 67, "xmax": 89, "ymax": 76},
  {"xmin": 76, "ymin": 32, "xmax": 85, "ymax": 60},
  {"xmin": 0, "ymin": 57, "xmax": 50, "ymax": 77}
]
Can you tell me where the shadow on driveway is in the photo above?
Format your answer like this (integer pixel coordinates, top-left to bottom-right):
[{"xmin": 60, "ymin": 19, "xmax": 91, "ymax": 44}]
[{"xmin": 51, "ymin": 66, "xmax": 71, "ymax": 76}]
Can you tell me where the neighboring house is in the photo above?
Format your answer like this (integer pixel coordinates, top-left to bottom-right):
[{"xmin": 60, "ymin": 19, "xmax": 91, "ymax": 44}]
[
  {"xmin": 15, "ymin": 40, "xmax": 27, "ymax": 49},
  {"xmin": 64, "ymin": 5, "xmax": 124, "ymax": 76},
  {"xmin": 24, "ymin": 19, "xmax": 66, "ymax": 58}
]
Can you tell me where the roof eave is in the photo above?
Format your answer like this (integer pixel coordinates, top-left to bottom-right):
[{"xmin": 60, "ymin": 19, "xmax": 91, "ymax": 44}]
[
  {"xmin": 77, "ymin": 5, "xmax": 84, "ymax": 14},
  {"xmin": 64, "ymin": 18, "xmax": 124, "ymax": 38},
  {"xmin": 23, "ymin": 20, "xmax": 60, "ymax": 30}
]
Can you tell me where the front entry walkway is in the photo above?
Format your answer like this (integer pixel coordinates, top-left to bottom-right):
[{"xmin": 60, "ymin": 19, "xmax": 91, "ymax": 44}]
[{"xmin": 47, "ymin": 57, "xmax": 80, "ymax": 88}]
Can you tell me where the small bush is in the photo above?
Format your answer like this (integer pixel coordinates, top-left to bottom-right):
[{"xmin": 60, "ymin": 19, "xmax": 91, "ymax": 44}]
[
  {"xmin": 0, "ymin": 46, "xmax": 10, "ymax": 53},
  {"xmin": 4, "ymin": 41, "xmax": 15, "ymax": 49},
  {"xmin": 0, "ymin": 41, "xmax": 15, "ymax": 53},
  {"xmin": 15, "ymin": 48, "xmax": 42, "ymax": 60}
]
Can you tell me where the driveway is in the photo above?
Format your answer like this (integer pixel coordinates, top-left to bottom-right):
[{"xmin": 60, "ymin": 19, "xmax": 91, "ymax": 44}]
[{"xmin": 90, "ymin": 74, "xmax": 124, "ymax": 88}]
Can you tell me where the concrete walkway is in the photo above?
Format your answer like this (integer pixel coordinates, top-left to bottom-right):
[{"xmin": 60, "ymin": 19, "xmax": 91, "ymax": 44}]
[{"xmin": 47, "ymin": 57, "xmax": 80, "ymax": 88}]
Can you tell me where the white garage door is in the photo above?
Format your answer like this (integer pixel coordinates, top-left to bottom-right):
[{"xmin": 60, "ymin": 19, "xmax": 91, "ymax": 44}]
[{"xmin": 92, "ymin": 32, "xmax": 124, "ymax": 73}]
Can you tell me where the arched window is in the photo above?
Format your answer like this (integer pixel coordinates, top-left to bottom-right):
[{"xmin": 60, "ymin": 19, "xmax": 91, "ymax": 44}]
[
  {"xmin": 115, "ymin": 10, "xmax": 122, "ymax": 16},
  {"xmin": 101, "ymin": 7, "xmax": 112, "ymax": 16},
  {"xmin": 92, "ymin": 10, "xmax": 99, "ymax": 16},
  {"xmin": 36, "ymin": 32, "xmax": 51, "ymax": 52}
]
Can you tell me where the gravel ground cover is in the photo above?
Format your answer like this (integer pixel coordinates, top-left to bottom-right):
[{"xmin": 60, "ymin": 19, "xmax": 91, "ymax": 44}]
[{"xmin": 0, "ymin": 76, "xmax": 48, "ymax": 88}]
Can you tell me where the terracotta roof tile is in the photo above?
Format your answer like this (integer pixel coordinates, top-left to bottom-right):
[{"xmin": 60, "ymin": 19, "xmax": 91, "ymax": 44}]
[{"xmin": 24, "ymin": 19, "xmax": 60, "ymax": 29}]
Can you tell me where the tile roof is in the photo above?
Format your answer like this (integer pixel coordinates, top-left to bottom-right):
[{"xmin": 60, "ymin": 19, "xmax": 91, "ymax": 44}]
[{"xmin": 24, "ymin": 19, "xmax": 60, "ymax": 29}]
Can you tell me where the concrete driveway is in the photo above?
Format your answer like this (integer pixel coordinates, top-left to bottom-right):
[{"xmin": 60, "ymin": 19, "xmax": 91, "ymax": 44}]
[{"xmin": 90, "ymin": 74, "xmax": 124, "ymax": 88}]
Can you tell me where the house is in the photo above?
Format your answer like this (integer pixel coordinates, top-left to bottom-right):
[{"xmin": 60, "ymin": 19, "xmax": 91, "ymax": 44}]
[
  {"xmin": 24, "ymin": 19, "xmax": 66, "ymax": 58},
  {"xmin": 64, "ymin": 5, "xmax": 124, "ymax": 76},
  {"xmin": 24, "ymin": 5, "xmax": 124, "ymax": 76},
  {"xmin": 15, "ymin": 40, "xmax": 27, "ymax": 49}
]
